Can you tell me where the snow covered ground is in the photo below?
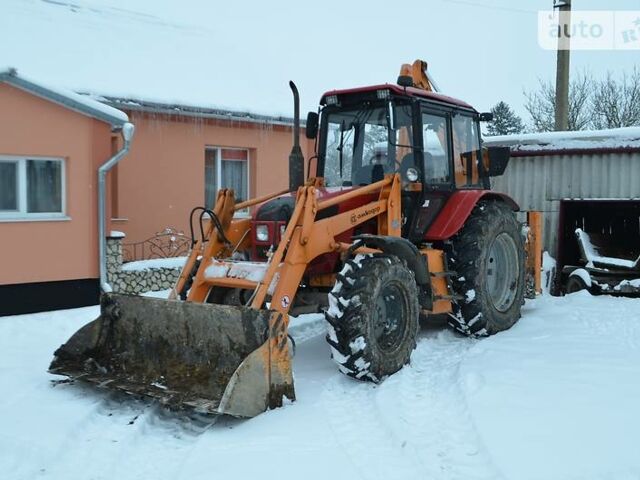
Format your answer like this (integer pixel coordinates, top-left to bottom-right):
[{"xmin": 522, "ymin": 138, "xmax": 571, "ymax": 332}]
[{"xmin": 1, "ymin": 292, "xmax": 639, "ymax": 480}]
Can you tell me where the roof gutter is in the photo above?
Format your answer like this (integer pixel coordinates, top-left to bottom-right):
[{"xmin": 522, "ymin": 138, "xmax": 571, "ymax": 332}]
[{"xmin": 99, "ymin": 123, "xmax": 135, "ymax": 293}]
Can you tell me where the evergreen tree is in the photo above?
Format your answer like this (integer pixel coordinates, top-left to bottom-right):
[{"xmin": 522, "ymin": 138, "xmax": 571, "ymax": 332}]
[{"xmin": 487, "ymin": 101, "xmax": 525, "ymax": 136}]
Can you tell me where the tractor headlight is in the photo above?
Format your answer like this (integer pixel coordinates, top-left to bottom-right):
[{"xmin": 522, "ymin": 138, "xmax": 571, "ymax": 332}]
[
  {"xmin": 256, "ymin": 224, "xmax": 270, "ymax": 242},
  {"xmin": 406, "ymin": 167, "xmax": 419, "ymax": 182}
]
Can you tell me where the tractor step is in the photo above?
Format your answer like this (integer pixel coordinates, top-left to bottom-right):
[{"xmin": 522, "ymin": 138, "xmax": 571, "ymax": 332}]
[
  {"xmin": 434, "ymin": 293, "xmax": 464, "ymax": 302},
  {"xmin": 430, "ymin": 270, "xmax": 457, "ymax": 278}
]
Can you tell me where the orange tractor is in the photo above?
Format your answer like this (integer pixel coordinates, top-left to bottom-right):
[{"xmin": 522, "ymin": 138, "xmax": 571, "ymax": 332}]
[{"xmin": 51, "ymin": 61, "xmax": 525, "ymax": 417}]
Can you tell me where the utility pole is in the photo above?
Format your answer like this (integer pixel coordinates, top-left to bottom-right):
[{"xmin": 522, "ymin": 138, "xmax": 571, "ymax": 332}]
[{"xmin": 554, "ymin": 0, "xmax": 572, "ymax": 131}]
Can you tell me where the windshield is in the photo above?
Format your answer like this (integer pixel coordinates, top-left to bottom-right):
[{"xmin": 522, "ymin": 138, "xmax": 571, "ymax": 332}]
[{"xmin": 321, "ymin": 103, "xmax": 414, "ymax": 187}]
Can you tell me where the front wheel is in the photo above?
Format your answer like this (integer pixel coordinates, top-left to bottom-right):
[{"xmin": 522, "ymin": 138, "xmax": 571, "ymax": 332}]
[
  {"xmin": 325, "ymin": 254, "xmax": 419, "ymax": 382},
  {"xmin": 445, "ymin": 201, "xmax": 525, "ymax": 337}
]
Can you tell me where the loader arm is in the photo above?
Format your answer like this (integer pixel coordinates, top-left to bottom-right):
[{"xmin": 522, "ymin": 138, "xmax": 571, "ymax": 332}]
[
  {"xmin": 184, "ymin": 174, "xmax": 402, "ymax": 319},
  {"xmin": 259, "ymin": 173, "xmax": 402, "ymax": 315}
]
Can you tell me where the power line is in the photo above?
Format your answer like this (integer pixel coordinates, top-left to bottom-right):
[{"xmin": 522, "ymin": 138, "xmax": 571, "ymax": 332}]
[{"xmin": 440, "ymin": 0, "xmax": 538, "ymax": 15}]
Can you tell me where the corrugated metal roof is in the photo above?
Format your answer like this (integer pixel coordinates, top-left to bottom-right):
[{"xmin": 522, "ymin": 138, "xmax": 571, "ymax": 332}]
[{"xmin": 485, "ymin": 127, "xmax": 640, "ymax": 156}]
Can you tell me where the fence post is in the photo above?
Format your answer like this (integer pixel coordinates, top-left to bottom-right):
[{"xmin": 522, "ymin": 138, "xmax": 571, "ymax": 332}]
[
  {"xmin": 106, "ymin": 233, "xmax": 125, "ymax": 287},
  {"xmin": 526, "ymin": 211, "xmax": 543, "ymax": 295}
]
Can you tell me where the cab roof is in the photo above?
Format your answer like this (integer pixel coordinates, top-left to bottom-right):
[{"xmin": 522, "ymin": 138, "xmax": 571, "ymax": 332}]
[{"xmin": 320, "ymin": 83, "xmax": 476, "ymax": 111}]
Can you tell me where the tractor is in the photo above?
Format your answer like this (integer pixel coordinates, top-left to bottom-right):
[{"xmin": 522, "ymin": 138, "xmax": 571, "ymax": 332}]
[{"xmin": 50, "ymin": 60, "xmax": 525, "ymax": 418}]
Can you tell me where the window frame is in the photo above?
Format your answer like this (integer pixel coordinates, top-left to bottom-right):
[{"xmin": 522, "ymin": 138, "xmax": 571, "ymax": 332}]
[
  {"xmin": 318, "ymin": 100, "xmax": 415, "ymax": 188},
  {"xmin": 0, "ymin": 155, "xmax": 67, "ymax": 221},
  {"xmin": 451, "ymin": 113, "xmax": 483, "ymax": 190},
  {"xmin": 419, "ymin": 106, "xmax": 456, "ymax": 191},
  {"xmin": 204, "ymin": 146, "xmax": 251, "ymax": 217}
]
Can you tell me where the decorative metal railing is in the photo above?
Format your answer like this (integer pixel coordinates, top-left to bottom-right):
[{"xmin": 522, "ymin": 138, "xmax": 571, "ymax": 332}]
[{"xmin": 122, "ymin": 227, "xmax": 191, "ymax": 262}]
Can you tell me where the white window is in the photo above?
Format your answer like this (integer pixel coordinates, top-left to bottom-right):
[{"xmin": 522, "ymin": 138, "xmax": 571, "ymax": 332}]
[
  {"xmin": 204, "ymin": 148, "xmax": 249, "ymax": 212},
  {"xmin": 0, "ymin": 156, "xmax": 66, "ymax": 220}
]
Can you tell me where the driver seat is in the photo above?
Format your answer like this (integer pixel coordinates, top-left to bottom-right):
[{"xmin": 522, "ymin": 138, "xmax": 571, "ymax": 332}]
[{"xmin": 353, "ymin": 164, "xmax": 385, "ymax": 185}]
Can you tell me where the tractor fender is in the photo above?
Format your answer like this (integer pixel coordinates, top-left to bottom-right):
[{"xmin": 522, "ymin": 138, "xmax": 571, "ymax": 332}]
[
  {"xmin": 568, "ymin": 268, "xmax": 592, "ymax": 287},
  {"xmin": 352, "ymin": 234, "xmax": 429, "ymax": 286},
  {"xmin": 424, "ymin": 190, "xmax": 519, "ymax": 242}
]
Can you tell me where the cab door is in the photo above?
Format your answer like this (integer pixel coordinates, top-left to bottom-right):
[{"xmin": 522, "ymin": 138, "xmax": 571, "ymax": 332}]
[
  {"xmin": 451, "ymin": 113, "xmax": 483, "ymax": 189},
  {"xmin": 408, "ymin": 106, "xmax": 454, "ymax": 241}
]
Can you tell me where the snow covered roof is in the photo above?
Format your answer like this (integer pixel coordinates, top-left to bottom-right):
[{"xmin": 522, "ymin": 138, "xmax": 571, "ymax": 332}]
[
  {"xmin": 0, "ymin": 64, "xmax": 296, "ymax": 129},
  {"xmin": 484, "ymin": 127, "xmax": 640, "ymax": 157},
  {"xmin": 0, "ymin": 67, "xmax": 129, "ymax": 128},
  {"xmin": 91, "ymin": 94, "xmax": 298, "ymax": 127}
]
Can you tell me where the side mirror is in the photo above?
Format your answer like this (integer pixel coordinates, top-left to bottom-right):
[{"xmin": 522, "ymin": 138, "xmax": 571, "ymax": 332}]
[
  {"xmin": 482, "ymin": 146, "xmax": 510, "ymax": 176},
  {"xmin": 479, "ymin": 112, "xmax": 494, "ymax": 122},
  {"xmin": 305, "ymin": 112, "xmax": 319, "ymax": 139}
]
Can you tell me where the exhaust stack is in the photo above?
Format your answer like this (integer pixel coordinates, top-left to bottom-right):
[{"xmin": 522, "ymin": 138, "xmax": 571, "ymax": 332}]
[{"xmin": 288, "ymin": 81, "xmax": 305, "ymax": 192}]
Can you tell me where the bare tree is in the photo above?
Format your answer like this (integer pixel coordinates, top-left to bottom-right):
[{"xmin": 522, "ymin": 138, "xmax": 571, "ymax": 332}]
[
  {"xmin": 524, "ymin": 72, "xmax": 593, "ymax": 132},
  {"xmin": 591, "ymin": 68, "xmax": 640, "ymax": 129}
]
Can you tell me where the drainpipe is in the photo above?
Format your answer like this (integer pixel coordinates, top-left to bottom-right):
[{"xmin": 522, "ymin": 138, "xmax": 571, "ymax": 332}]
[{"xmin": 98, "ymin": 122, "xmax": 135, "ymax": 293}]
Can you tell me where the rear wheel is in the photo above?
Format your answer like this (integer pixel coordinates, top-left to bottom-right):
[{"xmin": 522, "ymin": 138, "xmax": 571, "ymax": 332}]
[
  {"xmin": 445, "ymin": 201, "xmax": 525, "ymax": 336},
  {"xmin": 325, "ymin": 254, "xmax": 419, "ymax": 382}
]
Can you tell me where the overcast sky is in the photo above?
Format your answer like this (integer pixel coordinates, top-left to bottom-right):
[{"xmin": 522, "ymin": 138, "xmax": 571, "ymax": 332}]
[{"xmin": 2, "ymin": 0, "xmax": 639, "ymax": 125}]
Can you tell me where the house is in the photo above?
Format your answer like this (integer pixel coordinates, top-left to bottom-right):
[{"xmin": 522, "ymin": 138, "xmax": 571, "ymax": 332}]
[
  {"xmin": 0, "ymin": 69, "xmax": 313, "ymax": 315},
  {"xmin": 0, "ymin": 68, "xmax": 129, "ymax": 315},
  {"xmin": 95, "ymin": 95, "xmax": 313, "ymax": 248}
]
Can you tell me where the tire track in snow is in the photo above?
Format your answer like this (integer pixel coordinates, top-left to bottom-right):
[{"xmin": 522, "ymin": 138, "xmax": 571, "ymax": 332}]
[
  {"xmin": 388, "ymin": 330, "xmax": 504, "ymax": 480},
  {"xmin": 43, "ymin": 387, "xmax": 203, "ymax": 479},
  {"xmin": 320, "ymin": 326, "xmax": 503, "ymax": 480},
  {"xmin": 42, "ymin": 390, "xmax": 149, "ymax": 479},
  {"xmin": 321, "ymin": 375, "xmax": 424, "ymax": 480}
]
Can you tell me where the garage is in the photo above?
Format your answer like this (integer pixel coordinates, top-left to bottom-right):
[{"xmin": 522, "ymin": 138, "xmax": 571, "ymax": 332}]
[
  {"xmin": 558, "ymin": 199, "xmax": 640, "ymax": 293},
  {"xmin": 486, "ymin": 127, "xmax": 640, "ymax": 294}
]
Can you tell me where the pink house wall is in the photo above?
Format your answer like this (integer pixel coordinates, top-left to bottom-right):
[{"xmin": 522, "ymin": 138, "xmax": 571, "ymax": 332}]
[
  {"xmin": 0, "ymin": 85, "xmax": 316, "ymax": 286},
  {"xmin": 0, "ymin": 83, "xmax": 113, "ymax": 285},
  {"xmin": 112, "ymin": 111, "xmax": 315, "ymax": 244}
]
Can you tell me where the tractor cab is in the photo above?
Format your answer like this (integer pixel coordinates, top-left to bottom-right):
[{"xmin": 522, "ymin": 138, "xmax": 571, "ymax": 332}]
[
  {"xmin": 314, "ymin": 84, "xmax": 484, "ymax": 189},
  {"xmin": 307, "ymin": 81, "xmax": 506, "ymax": 242}
]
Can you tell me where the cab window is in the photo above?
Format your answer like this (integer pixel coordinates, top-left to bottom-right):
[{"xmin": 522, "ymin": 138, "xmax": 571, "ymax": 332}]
[
  {"xmin": 322, "ymin": 103, "xmax": 413, "ymax": 187},
  {"xmin": 452, "ymin": 115, "xmax": 482, "ymax": 187},
  {"xmin": 422, "ymin": 113, "xmax": 451, "ymax": 184}
]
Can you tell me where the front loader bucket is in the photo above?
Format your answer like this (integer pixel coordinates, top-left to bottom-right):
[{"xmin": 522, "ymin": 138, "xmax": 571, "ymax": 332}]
[{"xmin": 49, "ymin": 293, "xmax": 294, "ymax": 418}]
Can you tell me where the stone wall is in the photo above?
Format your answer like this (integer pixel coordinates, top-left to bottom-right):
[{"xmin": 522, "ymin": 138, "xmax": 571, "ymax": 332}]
[{"xmin": 106, "ymin": 236, "xmax": 182, "ymax": 295}]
